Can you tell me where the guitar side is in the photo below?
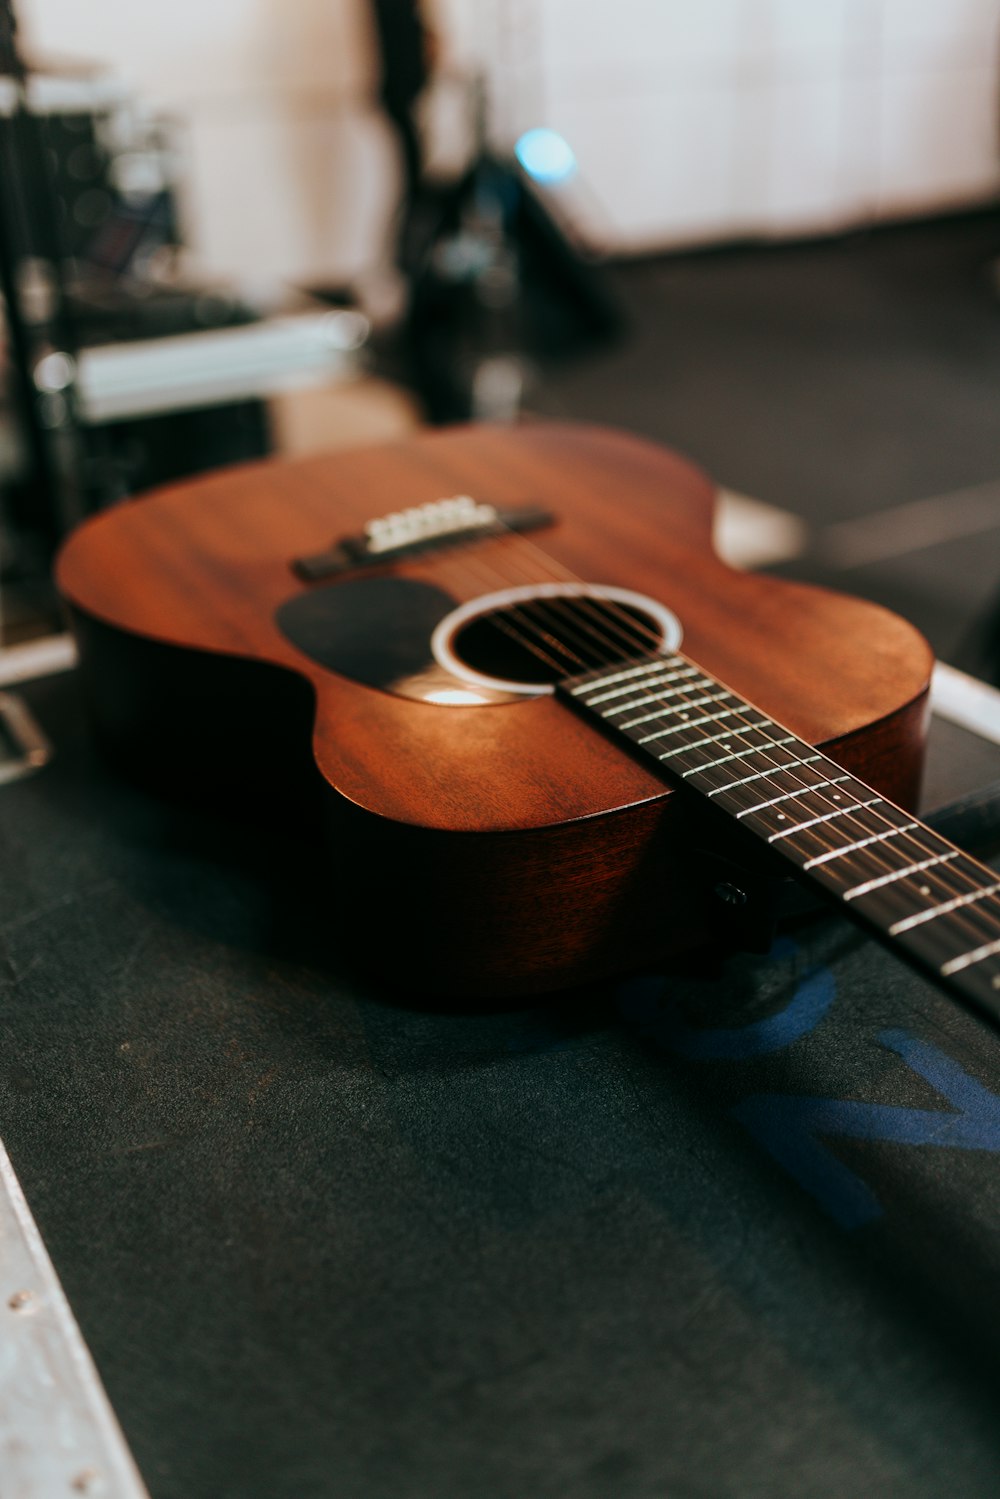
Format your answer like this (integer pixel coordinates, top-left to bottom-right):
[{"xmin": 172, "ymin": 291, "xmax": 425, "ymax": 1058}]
[{"xmin": 57, "ymin": 423, "xmax": 933, "ymax": 996}]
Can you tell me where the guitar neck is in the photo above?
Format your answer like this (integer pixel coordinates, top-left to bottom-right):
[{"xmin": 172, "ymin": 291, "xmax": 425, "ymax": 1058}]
[{"xmin": 561, "ymin": 652, "xmax": 1000, "ymax": 1029}]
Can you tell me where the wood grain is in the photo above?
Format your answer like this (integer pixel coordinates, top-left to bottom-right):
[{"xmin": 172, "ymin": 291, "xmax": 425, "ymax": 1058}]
[{"xmin": 57, "ymin": 422, "xmax": 934, "ymax": 994}]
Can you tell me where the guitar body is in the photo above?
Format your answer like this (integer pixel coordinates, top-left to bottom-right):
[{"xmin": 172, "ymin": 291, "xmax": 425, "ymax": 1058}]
[{"xmin": 57, "ymin": 423, "xmax": 933, "ymax": 996}]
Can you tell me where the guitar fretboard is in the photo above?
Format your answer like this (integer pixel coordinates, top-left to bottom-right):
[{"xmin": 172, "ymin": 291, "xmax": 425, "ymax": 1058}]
[{"xmin": 562, "ymin": 652, "xmax": 1000, "ymax": 1027}]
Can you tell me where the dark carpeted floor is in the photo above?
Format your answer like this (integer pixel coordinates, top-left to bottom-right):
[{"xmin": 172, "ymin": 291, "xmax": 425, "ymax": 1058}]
[{"xmin": 531, "ymin": 208, "xmax": 1000, "ymax": 667}]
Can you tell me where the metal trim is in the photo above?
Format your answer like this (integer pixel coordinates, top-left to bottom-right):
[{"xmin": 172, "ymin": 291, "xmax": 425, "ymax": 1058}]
[{"xmin": 0, "ymin": 1139, "xmax": 150, "ymax": 1497}]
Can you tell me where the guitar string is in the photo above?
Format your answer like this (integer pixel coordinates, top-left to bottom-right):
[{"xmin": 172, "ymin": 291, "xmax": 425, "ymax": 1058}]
[
  {"xmin": 425, "ymin": 526, "xmax": 979, "ymax": 879},
  {"xmin": 463, "ymin": 543, "xmax": 1000, "ymax": 959},
  {"xmin": 423, "ymin": 608, "xmax": 1000, "ymax": 965},
  {"xmin": 466, "ymin": 529, "xmax": 1000, "ymax": 949},
  {"xmin": 426, "ymin": 524, "xmax": 709, "ymax": 672},
  {"xmin": 409, "ymin": 526, "xmax": 1000, "ymax": 948},
  {"xmin": 476, "ymin": 529, "xmax": 1000, "ymax": 954},
  {"xmin": 428, "ymin": 529, "xmax": 1000, "ymax": 948},
  {"xmin": 410, "ymin": 547, "xmax": 589, "ymax": 674}
]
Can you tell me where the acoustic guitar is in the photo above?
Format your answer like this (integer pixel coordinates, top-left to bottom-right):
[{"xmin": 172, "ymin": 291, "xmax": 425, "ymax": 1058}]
[{"xmin": 55, "ymin": 423, "xmax": 1000, "ymax": 1023}]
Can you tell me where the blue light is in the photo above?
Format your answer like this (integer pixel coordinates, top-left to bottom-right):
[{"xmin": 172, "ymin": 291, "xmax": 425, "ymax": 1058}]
[{"xmin": 514, "ymin": 128, "xmax": 577, "ymax": 185}]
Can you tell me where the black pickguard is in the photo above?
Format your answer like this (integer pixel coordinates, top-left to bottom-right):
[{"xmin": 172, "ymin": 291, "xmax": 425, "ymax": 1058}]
[{"xmin": 275, "ymin": 577, "xmax": 454, "ymax": 690}]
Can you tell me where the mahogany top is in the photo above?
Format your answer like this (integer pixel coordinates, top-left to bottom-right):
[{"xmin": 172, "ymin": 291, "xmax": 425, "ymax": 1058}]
[{"xmin": 57, "ymin": 422, "xmax": 934, "ymax": 833}]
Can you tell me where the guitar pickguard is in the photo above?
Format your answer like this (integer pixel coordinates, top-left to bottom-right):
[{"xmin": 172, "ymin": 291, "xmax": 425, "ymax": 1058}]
[
  {"xmin": 275, "ymin": 575, "xmax": 479, "ymax": 701},
  {"xmin": 276, "ymin": 576, "xmax": 683, "ymax": 706}
]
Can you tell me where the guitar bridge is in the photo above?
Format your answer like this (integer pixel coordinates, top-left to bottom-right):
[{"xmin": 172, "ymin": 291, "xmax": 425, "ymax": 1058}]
[{"xmin": 292, "ymin": 498, "xmax": 554, "ymax": 581}]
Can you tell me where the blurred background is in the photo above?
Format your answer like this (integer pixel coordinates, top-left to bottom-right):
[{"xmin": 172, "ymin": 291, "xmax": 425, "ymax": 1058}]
[{"xmin": 3, "ymin": 0, "xmax": 1000, "ymax": 683}]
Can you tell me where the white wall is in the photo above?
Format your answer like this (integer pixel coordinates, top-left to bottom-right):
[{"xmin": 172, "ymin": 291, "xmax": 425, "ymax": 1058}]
[
  {"xmin": 21, "ymin": 0, "xmax": 397, "ymax": 288},
  {"xmin": 19, "ymin": 0, "xmax": 1000, "ymax": 282},
  {"xmin": 531, "ymin": 0, "xmax": 1000, "ymax": 251}
]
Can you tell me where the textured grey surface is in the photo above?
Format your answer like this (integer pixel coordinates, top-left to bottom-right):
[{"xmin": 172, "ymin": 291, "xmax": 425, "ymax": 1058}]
[{"xmin": 1, "ymin": 671, "xmax": 1000, "ymax": 1498}]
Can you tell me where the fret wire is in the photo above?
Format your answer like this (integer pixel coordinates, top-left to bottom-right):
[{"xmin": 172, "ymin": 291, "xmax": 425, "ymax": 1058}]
[
  {"xmin": 636, "ymin": 705, "xmax": 752, "ymax": 743},
  {"xmin": 602, "ymin": 677, "xmax": 961, "ymax": 911},
  {"xmin": 581, "ymin": 662, "xmax": 948, "ymax": 903},
  {"xmin": 710, "ymin": 746, "xmax": 1000, "ymax": 963},
  {"xmin": 825, "ymin": 838, "xmax": 994, "ymax": 923},
  {"xmin": 766, "ymin": 798, "xmax": 881, "ymax": 843},
  {"xmin": 572, "ymin": 660, "xmax": 832, "ymax": 814},
  {"xmin": 569, "ymin": 657, "xmax": 688, "ymax": 697},
  {"xmin": 735, "ymin": 775, "xmax": 852, "ymax": 818},
  {"xmin": 584, "ymin": 666, "xmax": 700, "ymax": 708},
  {"xmin": 941, "ymin": 935, "xmax": 1000, "ymax": 978},
  {"xmin": 621, "ymin": 702, "xmax": 716, "ymax": 732},
  {"xmin": 680, "ymin": 737, "xmax": 798, "ymax": 776},
  {"xmin": 802, "ymin": 823, "xmax": 920, "ymax": 871},
  {"xmin": 620, "ymin": 690, "xmax": 732, "ymax": 729},
  {"xmin": 842, "ymin": 851, "xmax": 960, "ymax": 900},
  {"xmin": 658, "ymin": 720, "xmax": 771, "ymax": 760},
  {"xmin": 707, "ymin": 755, "xmax": 824, "ymax": 795},
  {"xmin": 579, "ymin": 658, "xmax": 835, "ymax": 824},
  {"xmin": 889, "ymin": 882, "xmax": 1000, "ymax": 937},
  {"xmin": 736, "ymin": 797, "xmax": 923, "ymax": 873},
  {"xmin": 837, "ymin": 862, "xmax": 984, "ymax": 938},
  {"xmin": 607, "ymin": 682, "xmax": 719, "ymax": 719},
  {"xmin": 565, "ymin": 650, "xmax": 1000, "ymax": 981},
  {"xmin": 649, "ymin": 695, "xmax": 997, "ymax": 961}
]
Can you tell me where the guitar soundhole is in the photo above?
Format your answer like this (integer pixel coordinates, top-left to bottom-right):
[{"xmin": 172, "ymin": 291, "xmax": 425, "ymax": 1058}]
[
  {"xmin": 432, "ymin": 583, "xmax": 683, "ymax": 698},
  {"xmin": 454, "ymin": 597, "xmax": 661, "ymax": 685}
]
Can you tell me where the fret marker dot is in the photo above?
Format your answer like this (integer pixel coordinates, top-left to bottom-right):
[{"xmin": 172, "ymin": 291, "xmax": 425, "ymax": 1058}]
[
  {"xmin": 919, "ymin": 885, "xmax": 931, "ymax": 896},
  {"xmin": 776, "ymin": 813, "xmax": 786, "ymax": 821},
  {"xmin": 992, "ymin": 975, "xmax": 1000, "ymax": 990}
]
